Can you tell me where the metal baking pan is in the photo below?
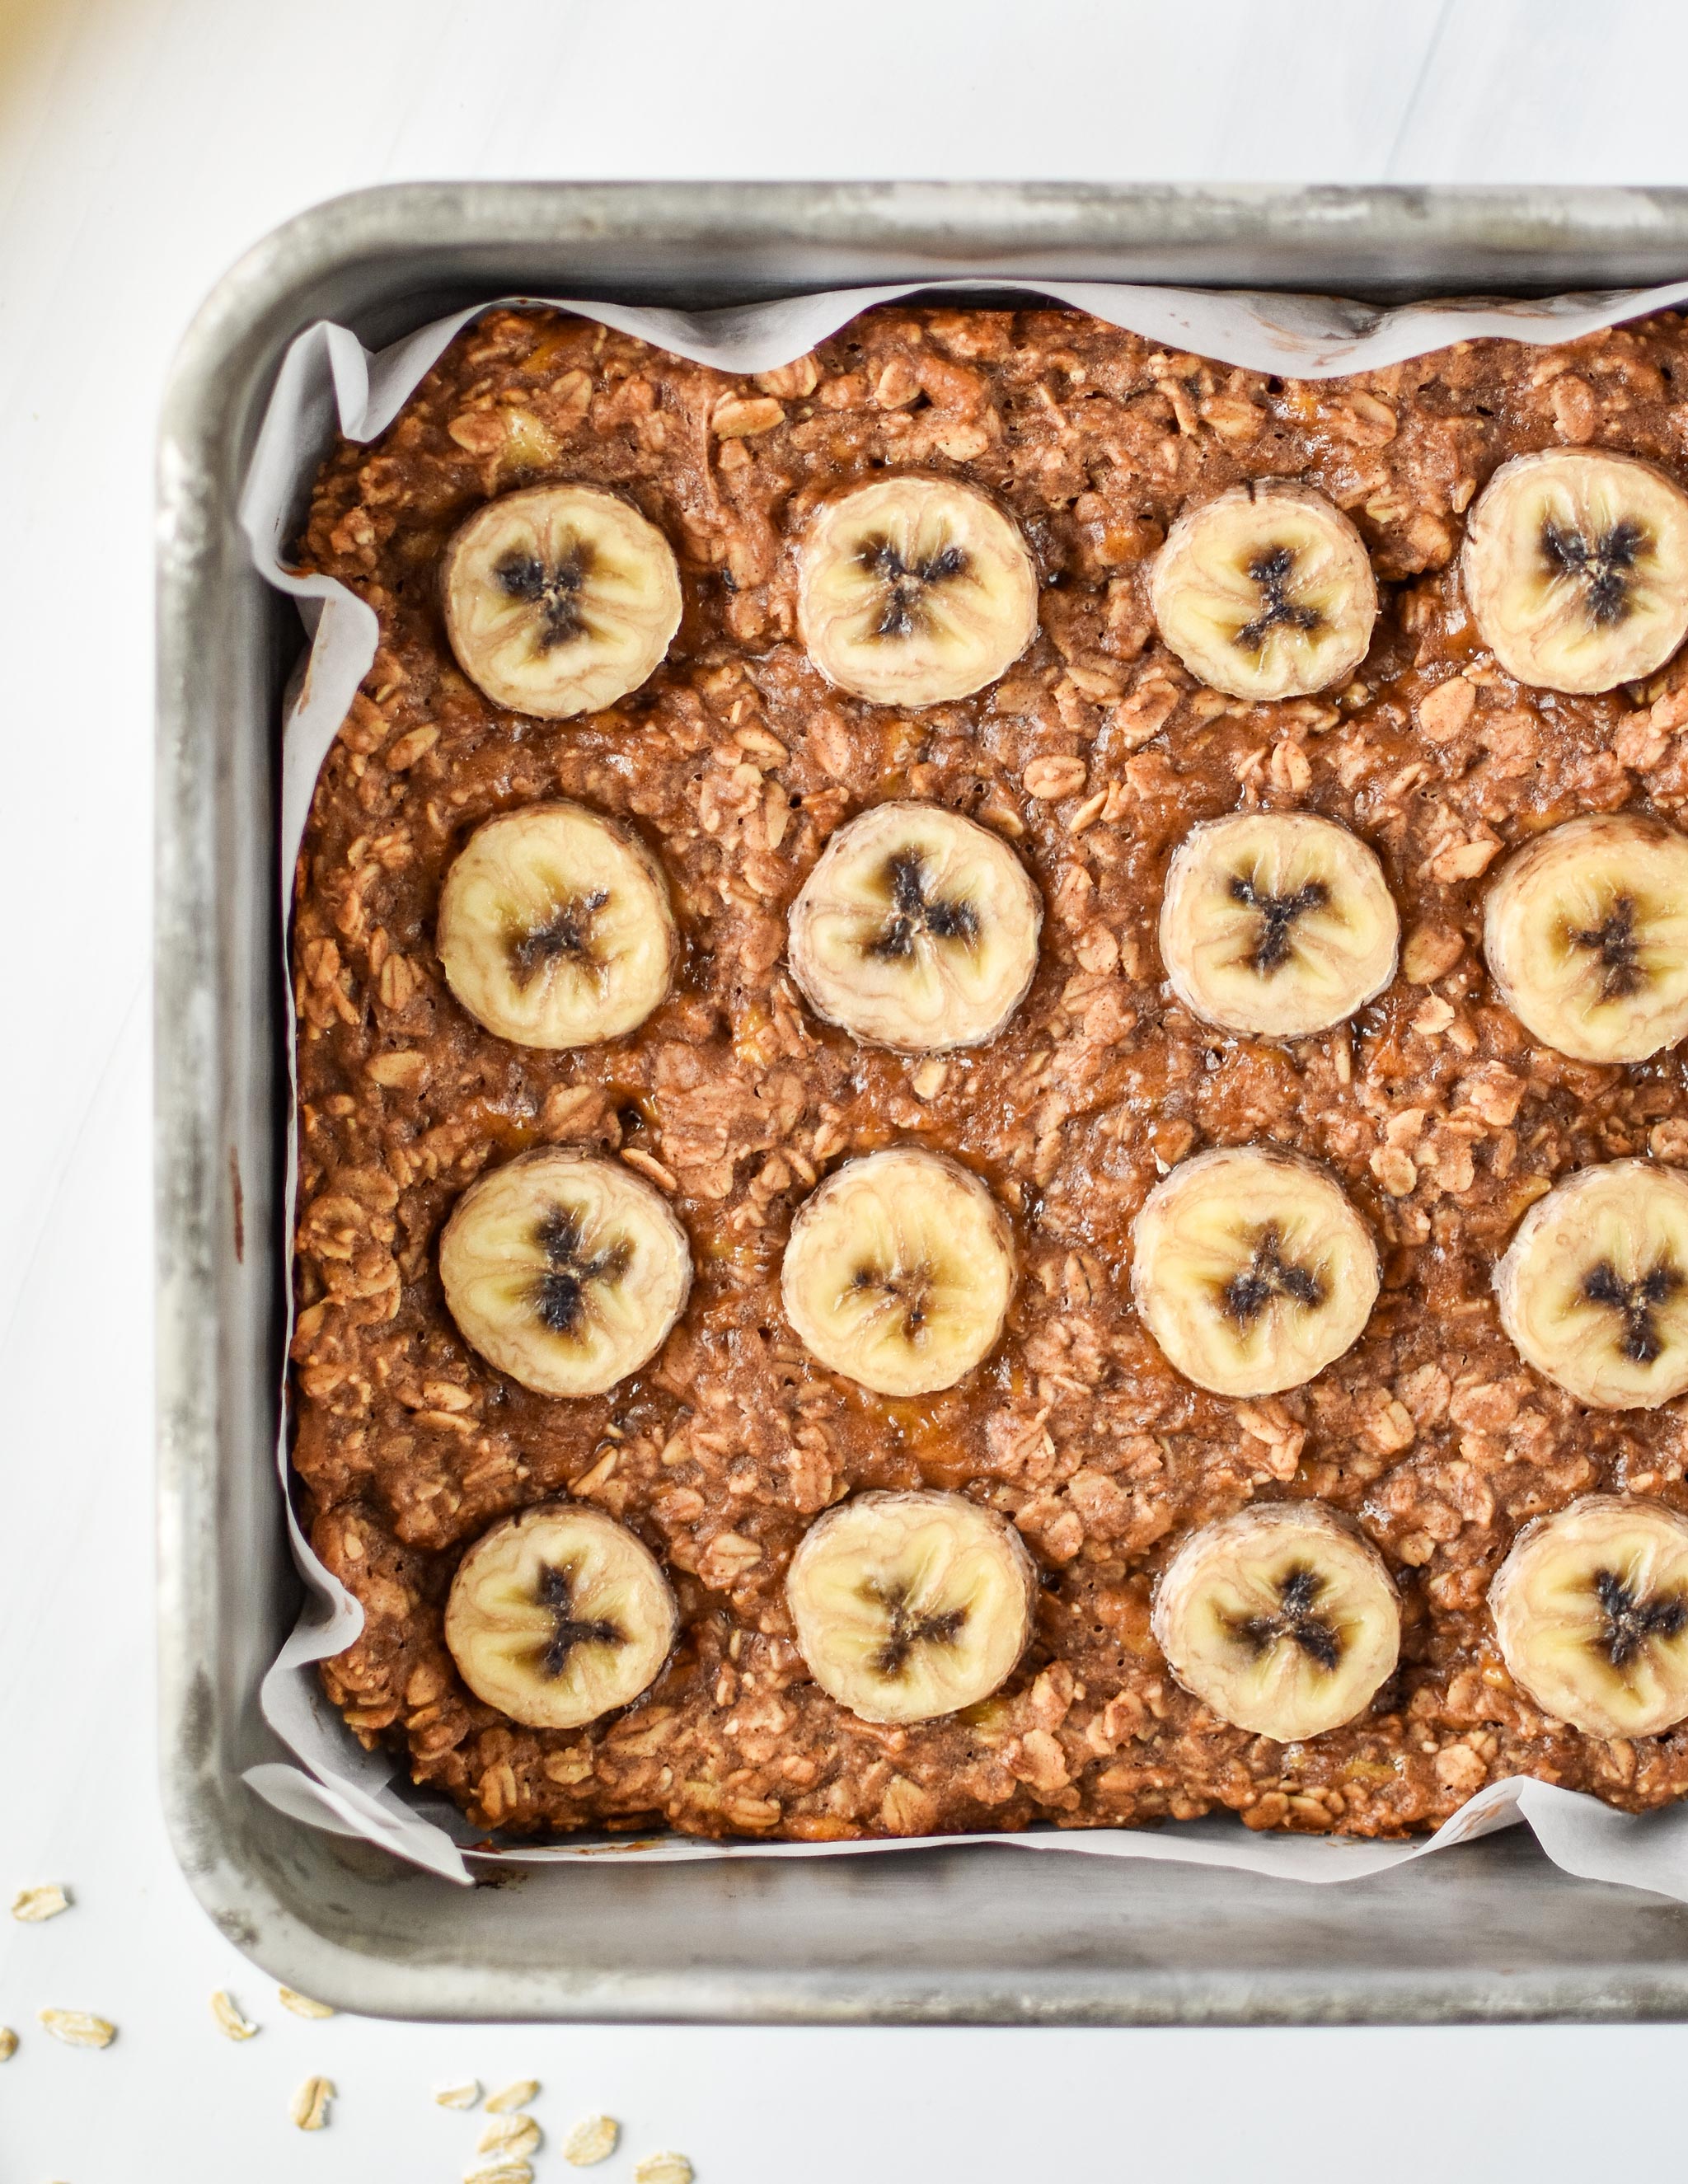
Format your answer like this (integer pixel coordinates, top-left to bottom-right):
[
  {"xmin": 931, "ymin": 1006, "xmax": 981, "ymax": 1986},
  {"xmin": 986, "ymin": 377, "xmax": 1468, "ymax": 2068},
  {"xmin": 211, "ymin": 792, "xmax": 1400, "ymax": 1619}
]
[{"xmin": 157, "ymin": 180, "xmax": 1688, "ymax": 2023}]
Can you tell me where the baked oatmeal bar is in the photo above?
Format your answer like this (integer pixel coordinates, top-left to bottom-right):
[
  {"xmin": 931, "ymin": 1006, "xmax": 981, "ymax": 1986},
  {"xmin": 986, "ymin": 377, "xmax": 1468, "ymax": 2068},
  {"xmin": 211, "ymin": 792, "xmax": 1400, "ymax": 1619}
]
[{"xmin": 289, "ymin": 301, "xmax": 1688, "ymax": 1840}]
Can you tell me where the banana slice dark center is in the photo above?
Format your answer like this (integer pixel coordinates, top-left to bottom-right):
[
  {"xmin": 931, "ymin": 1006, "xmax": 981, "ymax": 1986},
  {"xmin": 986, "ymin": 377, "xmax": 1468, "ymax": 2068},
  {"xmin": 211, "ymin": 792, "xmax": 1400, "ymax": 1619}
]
[
  {"xmin": 850, "ymin": 1255, "xmax": 934, "ymax": 1339},
  {"xmin": 495, "ymin": 543, "xmax": 594, "ymax": 651},
  {"xmin": 1592, "ymin": 1566, "xmax": 1688, "ymax": 1668},
  {"xmin": 1566, "ymin": 896, "xmax": 1643, "ymax": 998},
  {"xmin": 1222, "ymin": 1227, "xmax": 1325, "ymax": 1324},
  {"xmin": 531, "ymin": 1206, "xmax": 633, "ymax": 1337},
  {"xmin": 868, "ymin": 851, "xmax": 980, "ymax": 961},
  {"xmin": 863, "ymin": 1579, "xmax": 968, "ymax": 1677},
  {"xmin": 1233, "ymin": 1563, "xmax": 1342, "ymax": 1671},
  {"xmin": 533, "ymin": 1558, "xmax": 625, "ymax": 1676},
  {"xmin": 508, "ymin": 889, "xmax": 611, "ymax": 990},
  {"xmin": 1229, "ymin": 871, "xmax": 1330, "ymax": 974},
  {"xmin": 1541, "ymin": 518, "xmax": 1647, "ymax": 627},
  {"xmin": 1236, "ymin": 546, "xmax": 1323, "ymax": 651},
  {"xmin": 859, "ymin": 536, "xmax": 969, "ymax": 640},
  {"xmin": 1582, "ymin": 1257, "xmax": 1684, "ymax": 1364}
]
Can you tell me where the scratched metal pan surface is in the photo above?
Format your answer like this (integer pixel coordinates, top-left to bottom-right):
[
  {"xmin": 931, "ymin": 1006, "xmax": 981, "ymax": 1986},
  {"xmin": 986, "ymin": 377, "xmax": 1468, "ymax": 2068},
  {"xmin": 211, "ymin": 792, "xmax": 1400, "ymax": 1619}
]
[{"xmin": 156, "ymin": 181, "xmax": 1688, "ymax": 2022}]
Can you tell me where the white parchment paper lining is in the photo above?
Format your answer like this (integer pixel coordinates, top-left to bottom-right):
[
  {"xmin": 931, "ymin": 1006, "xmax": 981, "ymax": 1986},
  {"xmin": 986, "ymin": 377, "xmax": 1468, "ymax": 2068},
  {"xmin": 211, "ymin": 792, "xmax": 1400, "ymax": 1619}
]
[{"xmin": 239, "ymin": 270, "xmax": 1688, "ymax": 1891}]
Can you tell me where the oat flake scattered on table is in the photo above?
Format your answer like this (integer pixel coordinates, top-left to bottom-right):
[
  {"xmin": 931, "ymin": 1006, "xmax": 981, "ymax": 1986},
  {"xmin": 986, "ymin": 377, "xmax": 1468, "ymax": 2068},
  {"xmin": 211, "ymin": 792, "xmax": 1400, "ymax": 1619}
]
[
  {"xmin": 562, "ymin": 2114, "xmax": 620, "ymax": 2167},
  {"xmin": 290, "ymin": 2074, "xmax": 334, "ymax": 2130},
  {"xmin": 463, "ymin": 2163, "xmax": 533, "ymax": 2184},
  {"xmin": 37, "ymin": 2007, "xmax": 115, "ymax": 2049},
  {"xmin": 11, "ymin": 1883, "xmax": 70, "ymax": 1922},
  {"xmin": 0, "ymin": 2027, "xmax": 17, "ymax": 2061},
  {"xmin": 278, "ymin": 1985, "xmax": 336, "ymax": 2019},
  {"xmin": 484, "ymin": 2077, "xmax": 540, "ymax": 2113},
  {"xmin": 209, "ymin": 1990, "xmax": 259, "ymax": 2041},
  {"xmin": 635, "ymin": 2154, "xmax": 695, "ymax": 2184},
  {"xmin": 478, "ymin": 2114, "xmax": 542, "ymax": 2158},
  {"xmin": 436, "ymin": 2078, "xmax": 482, "ymax": 2109}
]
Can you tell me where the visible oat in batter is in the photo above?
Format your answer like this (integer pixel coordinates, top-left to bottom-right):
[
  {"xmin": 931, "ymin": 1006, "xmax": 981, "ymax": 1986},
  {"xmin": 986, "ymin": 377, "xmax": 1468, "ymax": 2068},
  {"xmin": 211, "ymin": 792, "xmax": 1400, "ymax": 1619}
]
[{"xmin": 291, "ymin": 302, "xmax": 1688, "ymax": 1840}]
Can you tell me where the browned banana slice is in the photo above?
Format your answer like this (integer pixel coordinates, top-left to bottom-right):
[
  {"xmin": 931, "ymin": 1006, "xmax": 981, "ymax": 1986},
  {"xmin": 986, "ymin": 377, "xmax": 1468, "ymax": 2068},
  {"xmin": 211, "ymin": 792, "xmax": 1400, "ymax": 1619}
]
[
  {"xmin": 1150, "ymin": 480, "xmax": 1377, "ymax": 700},
  {"xmin": 442, "ymin": 483, "xmax": 682, "ymax": 716},
  {"xmin": 1494, "ymin": 1159, "xmax": 1688, "ymax": 1409},
  {"xmin": 1461, "ymin": 449, "xmax": 1688, "ymax": 694},
  {"xmin": 787, "ymin": 802, "xmax": 1041, "ymax": 1052},
  {"xmin": 1490, "ymin": 1495, "xmax": 1688, "ymax": 1738},
  {"xmin": 1131, "ymin": 1146, "xmax": 1379, "ymax": 1396},
  {"xmin": 785, "ymin": 1488, "xmax": 1036, "ymax": 1724},
  {"xmin": 437, "ymin": 800, "xmax": 676, "ymax": 1049},
  {"xmin": 796, "ymin": 476, "xmax": 1039, "ymax": 706},
  {"xmin": 1482, "ymin": 813, "xmax": 1688, "ymax": 1064},
  {"xmin": 1152, "ymin": 1503, "xmax": 1400, "ymax": 1741},
  {"xmin": 1159, "ymin": 811, "xmax": 1399, "ymax": 1037},
  {"xmin": 445, "ymin": 1502, "xmax": 678, "ymax": 1729},
  {"xmin": 439, "ymin": 1150, "xmax": 691, "ymax": 1398},
  {"xmin": 780, "ymin": 1148, "xmax": 1015, "ymax": 1396}
]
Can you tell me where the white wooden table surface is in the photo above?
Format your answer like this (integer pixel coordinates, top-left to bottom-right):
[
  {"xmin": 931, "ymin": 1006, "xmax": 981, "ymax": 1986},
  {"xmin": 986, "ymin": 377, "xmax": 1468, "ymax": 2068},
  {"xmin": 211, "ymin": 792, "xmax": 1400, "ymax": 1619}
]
[{"xmin": 3, "ymin": 0, "xmax": 1686, "ymax": 2175}]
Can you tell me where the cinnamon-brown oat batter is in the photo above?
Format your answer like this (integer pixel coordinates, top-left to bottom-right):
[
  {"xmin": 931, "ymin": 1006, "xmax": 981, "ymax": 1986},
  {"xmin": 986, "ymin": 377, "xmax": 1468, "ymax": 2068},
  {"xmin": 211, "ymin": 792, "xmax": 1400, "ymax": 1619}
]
[{"xmin": 292, "ymin": 302, "xmax": 1688, "ymax": 1840}]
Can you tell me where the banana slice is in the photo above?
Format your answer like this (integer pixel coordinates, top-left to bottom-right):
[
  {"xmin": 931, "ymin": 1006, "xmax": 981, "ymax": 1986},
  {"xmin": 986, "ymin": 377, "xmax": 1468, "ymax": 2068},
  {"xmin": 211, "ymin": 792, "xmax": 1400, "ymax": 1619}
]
[
  {"xmin": 787, "ymin": 802, "xmax": 1041, "ymax": 1052},
  {"xmin": 1461, "ymin": 449, "xmax": 1688, "ymax": 694},
  {"xmin": 781, "ymin": 1147, "xmax": 1015, "ymax": 1396},
  {"xmin": 441, "ymin": 483, "xmax": 682, "ymax": 717},
  {"xmin": 1151, "ymin": 1503, "xmax": 1400, "ymax": 1741},
  {"xmin": 795, "ymin": 476, "xmax": 1039, "ymax": 707},
  {"xmin": 1132, "ymin": 1146, "xmax": 1379, "ymax": 1397},
  {"xmin": 785, "ymin": 1488, "xmax": 1037, "ymax": 1725},
  {"xmin": 1482, "ymin": 813, "xmax": 1688, "ymax": 1064},
  {"xmin": 437, "ymin": 800, "xmax": 677, "ymax": 1050},
  {"xmin": 1490, "ymin": 1496, "xmax": 1688, "ymax": 1738},
  {"xmin": 445, "ymin": 1501, "xmax": 678, "ymax": 1729},
  {"xmin": 1149, "ymin": 480, "xmax": 1378, "ymax": 701},
  {"xmin": 1159, "ymin": 812, "xmax": 1399, "ymax": 1038},
  {"xmin": 1494, "ymin": 1159, "xmax": 1688, "ymax": 1409},
  {"xmin": 439, "ymin": 1150, "xmax": 692, "ymax": 1398}
]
